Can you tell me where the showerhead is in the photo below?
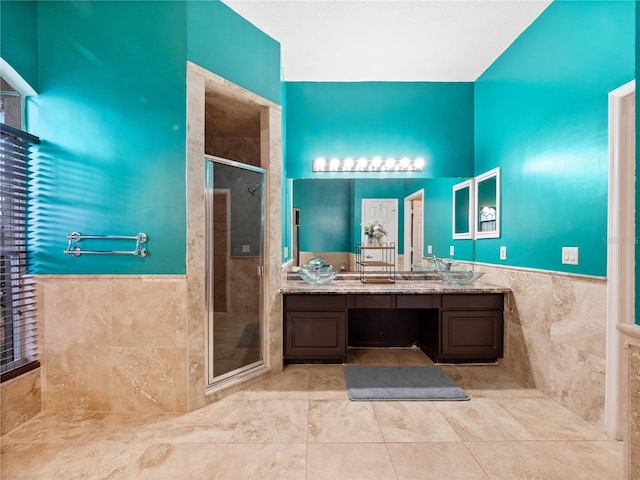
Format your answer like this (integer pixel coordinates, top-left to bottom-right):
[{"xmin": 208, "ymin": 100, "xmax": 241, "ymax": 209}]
[{"xmin": 248, "ymin": 183, "xmax": 262, "ymax": 196}]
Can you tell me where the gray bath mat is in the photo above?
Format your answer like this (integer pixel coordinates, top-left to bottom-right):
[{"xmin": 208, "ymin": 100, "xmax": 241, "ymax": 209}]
[{"xmin": 343, "ymin": 366, "xmax": 469, "ymax": 401}]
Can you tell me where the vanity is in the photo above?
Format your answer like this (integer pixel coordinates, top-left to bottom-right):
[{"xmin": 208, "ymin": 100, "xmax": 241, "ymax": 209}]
[{"xmin": 281, "ymin": 273, "xmax": 508, "ymax": 364}]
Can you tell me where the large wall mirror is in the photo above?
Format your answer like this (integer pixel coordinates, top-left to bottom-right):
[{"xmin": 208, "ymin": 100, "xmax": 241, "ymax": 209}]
[
  {"xmin": 292, "ymin": 177, "xmax": 478, "ymax": 271},
  {"xmin": 475, "ymin": 167, "xmax": 500, "ymax": 239},
  {"xmin": 452, "ymin": 179, "xmax": 474, "ymax": 239}
]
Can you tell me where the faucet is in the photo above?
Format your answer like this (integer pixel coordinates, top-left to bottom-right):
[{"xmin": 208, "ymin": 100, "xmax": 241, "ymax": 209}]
[{"xmin": 432, "ymin": 254, "xmax": 456, "ymax": 272}]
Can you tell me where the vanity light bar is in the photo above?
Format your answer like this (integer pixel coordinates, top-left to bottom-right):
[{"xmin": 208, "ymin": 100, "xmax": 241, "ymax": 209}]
[{"xmin": 312, "ymin": 156, "xmax": 425, "ymax": 172}]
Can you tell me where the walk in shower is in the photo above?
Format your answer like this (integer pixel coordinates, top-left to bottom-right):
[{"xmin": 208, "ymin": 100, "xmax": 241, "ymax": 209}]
[{"xmin": 205, "ymin": 155, "xmax": 265, "ymax": 385}]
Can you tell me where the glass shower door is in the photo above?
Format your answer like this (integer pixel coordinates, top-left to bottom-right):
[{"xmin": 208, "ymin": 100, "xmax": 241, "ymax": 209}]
[{"xmin": 205, "ymin": 155, "xmax": 264, "ymax": 385}]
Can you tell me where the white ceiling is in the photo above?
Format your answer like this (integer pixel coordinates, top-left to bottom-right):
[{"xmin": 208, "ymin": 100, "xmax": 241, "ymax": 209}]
[{"xmin": 222, "ymin": 0, "xmax": 551, "ymax": 82}]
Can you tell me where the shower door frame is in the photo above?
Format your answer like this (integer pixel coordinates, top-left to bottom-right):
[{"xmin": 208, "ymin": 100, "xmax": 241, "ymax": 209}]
[{"xmin": 205, "ymin": 154, "xmax": 266, "ymax": 387}]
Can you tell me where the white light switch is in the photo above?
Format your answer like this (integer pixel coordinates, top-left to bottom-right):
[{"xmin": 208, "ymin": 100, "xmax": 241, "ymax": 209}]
[
  {"xmin": 449, "ymin": 245, "xmax": 455, "ymax": 257},
  {"xmin": 427, "ymin": 245, "xmax": 433, "ymax": 254},
  {"xmin": 500, "ymin": 246, "xmax": 507, "ymax": 260},
  {"xmin": 284, "ymin": 246, "xmax": 289, "ymax": 258},
  {"xmin": 242, "ymin": 244, "xmax": 251, "ymax": 253},
  {"xmin": 562, "ymin": 246, "xmax": 579, "ymax": 265}
]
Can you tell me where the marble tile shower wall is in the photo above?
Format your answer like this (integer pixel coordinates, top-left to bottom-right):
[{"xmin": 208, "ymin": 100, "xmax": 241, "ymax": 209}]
[
  {"xmin": 480, "ymin": 265, "xmax": 607, "ymax": 429},
  {"xmin": 205, "ymin": 137, "xmax": 260, "ymax": 166},
  {"xmin": 36, "ymin": 275, "xmax": 189, "ymax": 414},
  {"xmin": 229, "ymin": 257, "xmax": 260, "ymax": 315}
]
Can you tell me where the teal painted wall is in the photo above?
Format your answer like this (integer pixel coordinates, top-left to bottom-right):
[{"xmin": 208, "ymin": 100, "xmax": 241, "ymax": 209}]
[
  {"xmin": 293, "ymin": 178, "xmax": 409, "ymax": 255},
  {"xmin": 15, "ymin": 0, "xmax": 280, "ymax": 274},
  {"xmin": 186, "ymin": 1, "xmax": 280, "ymax": 104},
  {"xmin": 32, "ymin": 1, "xmax": 187, "ymax": 274},
  {"xmin": 405, "ymin": 177, "xmax": 474, "ymax": 262},
  {"xmin": 293, "ymin": 179, "xmax": 353, "ymax": 252},
  {"xmin": 0, "ymin": 0, "xmax": 39, "ymax": 90},
  {"xmin": 474, "ymin": 0, "xmax": 635, "ymax": 276},
  {"xmin": 284, "ymin": 82, "xmax": 474, "ymax": 179}
]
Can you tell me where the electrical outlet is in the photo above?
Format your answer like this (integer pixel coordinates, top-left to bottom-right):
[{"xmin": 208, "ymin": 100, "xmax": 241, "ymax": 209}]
[
  {"xmin": 449, "ymin": 245, "xmax": 455, "ymax": 257},
  {"xmin": 500, "ymin": 246, "xmax": 507, "ymax": 260},
  {"xmin": 427, "ymin": 245, "xmax": 433, "ymax": 254},
  {"xmin": 242, "ymin": 244, "xmax": 251, "ymax": 253},
  {"xmin": 562, "ymin": 246, "xmax": 579, "ymax": 265}
]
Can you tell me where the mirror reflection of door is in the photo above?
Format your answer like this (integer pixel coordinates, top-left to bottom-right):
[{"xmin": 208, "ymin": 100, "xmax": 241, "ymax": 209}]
[
  {"xmin": 411, "ymin": 198, "xmax": 423, "ymax": 266},
  {"xmin": 362, "ymin": 198, "xmax": 398, "ymax": 270},
  {"xmin": 404, "ymin": 189, "xmax": 424, "ymax": 270},
  {"xmin": 205, "ymin": 155, "xmax": 265, "ymax": 385}
]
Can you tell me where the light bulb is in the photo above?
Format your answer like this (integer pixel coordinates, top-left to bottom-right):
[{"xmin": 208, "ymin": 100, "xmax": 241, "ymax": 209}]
[
  {"xmin": 314, "ymin": 157, "xmax": 326, "ymax": 171},
  {"xmin": 343, "ymin": 157, "xmax": 354, "ymax": 170},
  {"xmin": 385, "ymin": 157, "xmax": 396, "ymax": 169}
]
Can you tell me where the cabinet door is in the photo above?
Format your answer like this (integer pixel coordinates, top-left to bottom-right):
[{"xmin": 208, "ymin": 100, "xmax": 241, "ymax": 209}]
[
  {"xmin": 285, "ymin": 311, "xmax": 346, "ymax": 362},
  {"xmin": 440, "ymin": 310, "xmax": 503, "ymax": 360}
]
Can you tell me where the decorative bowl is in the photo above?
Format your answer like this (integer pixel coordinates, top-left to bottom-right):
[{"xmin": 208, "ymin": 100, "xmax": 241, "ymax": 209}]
[
  {"xmin": 307, "ymin": 257, "xmax": 326, "ymax": 268},
  {"xmin": 436, "ymin": 270, "xmax": 485, "ymax": 285},
  {"xmin": 298, "ymin": 266, "xmax": 338, "ymax": 285}
]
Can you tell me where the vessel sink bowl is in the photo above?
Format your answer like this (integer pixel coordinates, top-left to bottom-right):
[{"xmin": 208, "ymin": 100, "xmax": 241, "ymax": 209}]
[
  {"xmin": 412, "ymin": 260, "xmax": 436, "ymax": 271},
  {"xmin": 300, "ymin": 264, "xmax": 334, "ymax": 273},
  {"xmin": 436, "ymin": 271, "xmax": 485, "ymax": 285},
  {"xmin": 298, "ymin": 266, "xmax": 338, "ymax": 285}
]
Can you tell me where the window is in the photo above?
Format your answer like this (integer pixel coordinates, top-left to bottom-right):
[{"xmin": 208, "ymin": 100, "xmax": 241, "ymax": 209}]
[
  {"xmin": 0, "ymin": 121, "xmax": 39, "ymax": 381},
  {"xmin": 0, "ymin": 77, "xmax": 22, "ymax": 129}
]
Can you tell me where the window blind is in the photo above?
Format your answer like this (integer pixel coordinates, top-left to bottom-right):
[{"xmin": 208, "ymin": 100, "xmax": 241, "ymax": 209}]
[{"xmin": 1, "ymin": 123, "xmax": 39, "ymax": 381}]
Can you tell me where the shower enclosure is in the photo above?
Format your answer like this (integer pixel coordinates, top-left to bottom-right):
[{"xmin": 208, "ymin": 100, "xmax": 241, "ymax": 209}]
[{"xmin": 205, "ymin": 155, "xmax": 265, "ymax": 385}]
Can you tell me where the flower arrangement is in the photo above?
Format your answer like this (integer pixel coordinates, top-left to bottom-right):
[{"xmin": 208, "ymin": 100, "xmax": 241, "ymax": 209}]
[{"xmin": 363, "ymin": 221, "xmax": 388, "ymax": 245}]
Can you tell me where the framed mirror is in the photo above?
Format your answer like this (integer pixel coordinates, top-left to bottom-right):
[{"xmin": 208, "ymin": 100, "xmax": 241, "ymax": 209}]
[
  {"xmin": 475, "ymin": 167, "xmax": 500, "ymax": 239},
  {"xmin": 452, "ymin": 179, "xmax": 474, "ymax": 239}
]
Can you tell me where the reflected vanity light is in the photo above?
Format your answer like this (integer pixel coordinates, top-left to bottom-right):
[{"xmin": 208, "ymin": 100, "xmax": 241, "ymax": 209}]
[{"xmin": 313, "ymin": 156, "xmax": 425, "ymax": 172}]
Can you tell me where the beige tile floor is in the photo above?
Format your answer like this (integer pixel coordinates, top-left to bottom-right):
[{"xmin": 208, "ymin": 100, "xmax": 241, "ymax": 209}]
[{"xmin": 1, "ymin": 348, "xmax": 622, "ymax": 480}]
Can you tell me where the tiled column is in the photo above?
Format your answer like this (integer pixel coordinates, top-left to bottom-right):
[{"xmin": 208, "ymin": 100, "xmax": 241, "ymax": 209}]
[{"xmin": 618, "ymin": 323, "xmax": 640, "ymax": 479}]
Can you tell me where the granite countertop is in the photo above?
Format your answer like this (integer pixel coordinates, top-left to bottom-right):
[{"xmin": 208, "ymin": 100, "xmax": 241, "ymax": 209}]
[{"xmin": 281, "ymin": 272, "xmax": 510, "ymax": 295}]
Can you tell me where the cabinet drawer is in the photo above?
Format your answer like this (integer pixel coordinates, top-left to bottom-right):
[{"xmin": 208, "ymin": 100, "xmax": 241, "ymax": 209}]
[
  {"xmin": 285, "ymin": 294, "xmax": 347, "ymax": 311},
  {"xmin": 397, "ymin": 294, "xmax": 440, "ymax": 309},
  {"xmin": 441, "ymin": 310, "xmax": 503, "ymax": 359},
  {"xmin": 354, "ymin": 294, "xmax": 393, "ymax": 309},
  {"xmin": 284, "ymin": 311, "xmax": 346, "ymax": 360},
  {"xmin": 442, "ymin": 294, "xmax": 503, "ymax": 310}
]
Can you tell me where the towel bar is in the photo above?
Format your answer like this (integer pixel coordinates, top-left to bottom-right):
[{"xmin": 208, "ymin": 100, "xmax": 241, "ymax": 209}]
[{"xmin": 64, "ymin": 232, "xmax": 148, "ymax": 258}]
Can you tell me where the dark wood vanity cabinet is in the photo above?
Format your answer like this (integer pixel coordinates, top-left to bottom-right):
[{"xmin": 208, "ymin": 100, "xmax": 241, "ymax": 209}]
[
  {"xmin": 284, "ymin": 295, "xmax": 347, "ymax": 363},
  {"xmin": 426, "ymin": 294, "xmax": 504, "ymax": 363},
  {"xmin": 283, "ymin": 292, "xmax": 504, "ymax": 364}
]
